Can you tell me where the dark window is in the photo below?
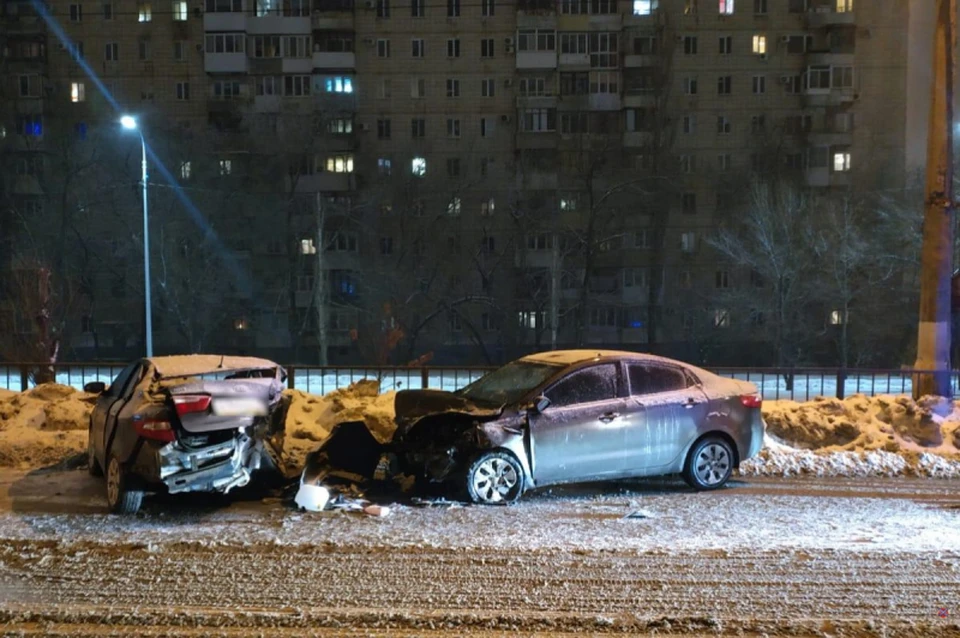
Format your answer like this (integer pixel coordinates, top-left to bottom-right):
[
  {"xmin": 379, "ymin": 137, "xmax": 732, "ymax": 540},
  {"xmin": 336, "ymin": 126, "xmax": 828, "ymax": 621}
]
[
  {"xmin": 627, "ymin": 363, "xmax": 688, "ymax": 395},
  {"xmin": 546, "ymin": 363, "xmax": 618, "ymax": 407}
]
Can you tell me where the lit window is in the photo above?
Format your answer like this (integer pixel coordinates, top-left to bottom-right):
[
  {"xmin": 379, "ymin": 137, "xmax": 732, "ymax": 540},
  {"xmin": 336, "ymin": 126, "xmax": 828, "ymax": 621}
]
[
  {"xmin": 632, "ymin": 0, "xmax": 656, "ymax": 15},
  {"xmin": 233, "ymin": 318, "xmax": 249, "ymax": 331},
  {"xmin": 301, "ymin": 239, "xmax": 317, "ymax": 255},
  {"xmin": 480, "ymin": 198, "xmax": 495, "ymax": 216},
  {"xmin": 713, "ymin": 310, "xmax": 730, "ymax": 328},
  {"xmin": 70, "ymin": 82, "xmax": 85, "ymax": 103},
  {"xmin": 829, "ymin": 310, "xmax": 847, "ymax": 325},
  {"xmin": 518, "ymin": 311, "xmax": 540, "ymax": 329},
  {"xmin": 378, "ymin": 157, "xmax": 392, "ymax": 175},
  {"xmin": 219, "ymin": 159, "xmax": 232, "ymax": 175},
  {"xmin": 836, "ymin": 0, "xmax": 852, "ymax": 13},
  {"xmin": 411, "ymin": 156, "xmax": 426, "ymax": 176},
  {"xmin": 718, "ymin": 0, "xmax": 733, "ymax": 15},
  {"xmin": 680, "ymin": 231, "xmax": 697, "ymax": 253},
  {"xmin": 138, "ymin": 2, "xmax": 152, "ymax": 21},
  {"xmin": 324, "ymin": 76, "xmax": 354, "ymax": 93},
  {"xmin": 833, "ymin": 152, "xmax": 851, "ymax": 172},
  {"xmin": 172, "ymin": 0, "xmax": 187, "ymax": 19},
  {"xmin": 447, "ymin": 197, "xmax": 461, "ymax": 215},
  {"xmin": 179, "ymin": 161, "xmax": 191, "ymax": 179},
  {"xmin": 752, "ymin": 35, "xmax": 766, "ymax": 54},
  {"xmin": 560, "ymin": 197, "xmax": 577, "ymax": 211},
  {"xmin": 326, "ymin": 155, "xmax": 354, "ymax": 173}
]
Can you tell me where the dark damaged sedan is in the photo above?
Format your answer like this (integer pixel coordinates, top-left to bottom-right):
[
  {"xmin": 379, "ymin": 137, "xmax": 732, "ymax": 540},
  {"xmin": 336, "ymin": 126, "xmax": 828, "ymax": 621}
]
[
  {"xmin": 311, "ymin": 350, "xmax": 765, "ymax": 505},
  {"xmin": 86, "ymin": 355, "xmax": 287, "ymax": 514}
]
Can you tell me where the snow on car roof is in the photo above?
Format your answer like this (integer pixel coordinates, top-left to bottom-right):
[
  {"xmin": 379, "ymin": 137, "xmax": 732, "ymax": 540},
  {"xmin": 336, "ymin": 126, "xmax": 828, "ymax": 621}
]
[
  {"xmin": 148, "ymin": 355, "xmax": 280, "ymax": 378},
  {"xmin": 520, "ymin": 349, "xmax": 655, "ymax": 365}
]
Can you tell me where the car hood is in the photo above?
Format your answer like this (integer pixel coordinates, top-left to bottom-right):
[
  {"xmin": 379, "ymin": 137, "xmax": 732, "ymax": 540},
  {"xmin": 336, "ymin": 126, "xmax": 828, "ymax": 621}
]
[{"xmin": 393, "ymin": 389, "xmax": 504, "ymax": 432}]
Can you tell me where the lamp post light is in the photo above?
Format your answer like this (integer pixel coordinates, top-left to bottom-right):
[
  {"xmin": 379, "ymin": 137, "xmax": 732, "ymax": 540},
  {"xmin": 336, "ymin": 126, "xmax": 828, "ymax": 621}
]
[{"xmin": 120, "ymin": 115, "xmax": 153, "ymax": 357}]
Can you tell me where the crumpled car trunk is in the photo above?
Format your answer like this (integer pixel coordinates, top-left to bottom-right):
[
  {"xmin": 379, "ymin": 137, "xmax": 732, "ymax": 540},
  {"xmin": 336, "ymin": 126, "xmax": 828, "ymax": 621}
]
[{"xmin": 155, "ymin": 375, "xmax": 285, "ymax": 494}]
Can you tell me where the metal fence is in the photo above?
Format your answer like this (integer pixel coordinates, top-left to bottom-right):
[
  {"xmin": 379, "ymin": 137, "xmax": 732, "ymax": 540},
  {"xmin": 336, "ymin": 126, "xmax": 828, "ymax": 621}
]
[{"xmin": 2, "ymin": 361, "xmax": 958, "ymax": 402}]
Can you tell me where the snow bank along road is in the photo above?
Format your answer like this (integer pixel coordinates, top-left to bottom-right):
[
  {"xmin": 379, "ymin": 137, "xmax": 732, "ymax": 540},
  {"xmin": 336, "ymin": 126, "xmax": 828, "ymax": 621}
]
[{"xmin": 1, "ymin": 470, "xmax": 959, "ymax": 637}]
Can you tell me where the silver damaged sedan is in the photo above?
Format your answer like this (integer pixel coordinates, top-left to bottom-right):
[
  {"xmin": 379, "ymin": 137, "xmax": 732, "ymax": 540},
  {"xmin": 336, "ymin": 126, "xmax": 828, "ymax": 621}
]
[{"xmin": 313, "ymin": 350, "xmax": 766, "ymax": 505}]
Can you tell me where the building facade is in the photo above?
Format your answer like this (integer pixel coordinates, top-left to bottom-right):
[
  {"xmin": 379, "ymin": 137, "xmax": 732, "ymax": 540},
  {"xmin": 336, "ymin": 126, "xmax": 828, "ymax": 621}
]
[{"xmin": 0, "ymin": 0, "xmax": 929, "ymax": 364}]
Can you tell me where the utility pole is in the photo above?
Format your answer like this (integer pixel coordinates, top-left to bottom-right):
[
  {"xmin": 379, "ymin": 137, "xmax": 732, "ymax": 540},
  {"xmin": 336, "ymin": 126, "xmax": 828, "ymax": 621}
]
[
  {"xmin": 914, "ymin": 0, "xmax": 955, "ymax": 399},
  {"xmin": 314, "ymin": 192, "xmax": 329, "ymax": 366}
]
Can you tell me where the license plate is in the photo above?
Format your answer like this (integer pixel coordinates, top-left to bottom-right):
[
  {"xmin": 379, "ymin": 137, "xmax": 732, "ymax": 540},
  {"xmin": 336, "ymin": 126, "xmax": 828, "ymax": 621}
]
[{"xmin": 212, "ymin": 398, "xmax": 267, "ymax": 417}]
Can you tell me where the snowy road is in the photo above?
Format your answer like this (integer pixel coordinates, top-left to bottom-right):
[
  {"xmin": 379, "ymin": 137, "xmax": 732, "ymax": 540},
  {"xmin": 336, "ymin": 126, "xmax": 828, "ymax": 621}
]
[{"xmin": 0, "ymin": 470, "xmax": 959, "ymax": 637}]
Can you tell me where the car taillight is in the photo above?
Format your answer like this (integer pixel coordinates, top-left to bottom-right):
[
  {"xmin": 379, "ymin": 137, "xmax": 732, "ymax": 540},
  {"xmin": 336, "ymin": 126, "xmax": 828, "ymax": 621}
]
[
  {"xmin": 135, "ymin": 419, "xmax": 175, "ymax": 443},
  {"xmin": 172, "ymin": 394, "xmax": 212, "ymax": 417},
  {"xmin": 740, "ymin": 394, "xmax": 762, "ymax": 408}
]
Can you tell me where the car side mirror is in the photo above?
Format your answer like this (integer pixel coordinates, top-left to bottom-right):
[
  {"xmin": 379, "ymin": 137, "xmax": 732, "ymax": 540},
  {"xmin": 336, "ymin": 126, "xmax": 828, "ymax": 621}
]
[
  {"xmin": 84, "ymin": 381, "xmax": 106, "ymax": 394},
  {"xmin": 534, "ymin": 395, "xmax": 551, "ymax": 413}
]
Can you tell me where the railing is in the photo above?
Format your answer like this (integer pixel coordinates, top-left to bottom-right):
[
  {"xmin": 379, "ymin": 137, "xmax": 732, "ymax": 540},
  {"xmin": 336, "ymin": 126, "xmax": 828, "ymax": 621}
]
[{"xmin": 2, "ymin": 362, "xmax": 959, "ymax": 402}]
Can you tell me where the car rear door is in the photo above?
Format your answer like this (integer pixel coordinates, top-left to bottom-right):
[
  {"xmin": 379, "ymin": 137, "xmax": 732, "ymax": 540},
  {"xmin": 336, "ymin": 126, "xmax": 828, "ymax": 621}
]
[
  {"xmin": 91, "ymin": 362, "xmax": 140, "ymax": 462},
  {"xmin": 622, "ymin": 362, "xmax": 709, "ymax": 474},
  {"xmin": 528, "ymin": 362, "xmax": 630, "ymax": 484}
]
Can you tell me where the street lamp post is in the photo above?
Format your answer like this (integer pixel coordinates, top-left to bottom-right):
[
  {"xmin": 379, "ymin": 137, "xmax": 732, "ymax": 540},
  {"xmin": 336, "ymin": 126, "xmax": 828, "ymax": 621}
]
[{"xmin": 120, "ymin": 115, "xmax": 153, "ymax": 357}]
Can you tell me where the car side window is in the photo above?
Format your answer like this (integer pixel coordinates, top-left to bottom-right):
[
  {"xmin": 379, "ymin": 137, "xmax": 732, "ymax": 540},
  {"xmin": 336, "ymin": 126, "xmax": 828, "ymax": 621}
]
[
  {"xmin": 119, "ymin": 364, "xmax": 145, "ymax": 400},
  {"xmin": 628, "ymin": 364, "xmax": 688, "ymax": 396},
  {"xmin": 545, "ymin": 364, "xmax": 618, "ymax": 408},
  {"xmin": 105, "ymin": 363, "xmax": 138, "ymax": 398}
]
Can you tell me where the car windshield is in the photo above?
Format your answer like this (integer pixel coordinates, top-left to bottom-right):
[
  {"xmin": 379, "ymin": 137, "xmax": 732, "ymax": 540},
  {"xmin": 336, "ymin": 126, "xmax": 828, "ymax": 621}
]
[{"xmin": 458, "ymin": 360, "xmax": 562, "ymax": 405}]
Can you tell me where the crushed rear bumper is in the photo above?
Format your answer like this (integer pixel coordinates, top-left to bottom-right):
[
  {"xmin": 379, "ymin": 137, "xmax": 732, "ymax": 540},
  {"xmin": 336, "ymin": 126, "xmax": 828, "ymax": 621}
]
[{"xmin": 158, "ymin": 433, "xmax": 262, "ymax": 494}]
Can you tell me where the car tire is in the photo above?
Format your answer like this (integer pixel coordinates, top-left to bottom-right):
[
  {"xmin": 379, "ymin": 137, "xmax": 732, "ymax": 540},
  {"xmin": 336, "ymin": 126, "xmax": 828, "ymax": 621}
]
[
  {"xmin": 106, "ymin": 453, "xmax": 144, "ymax": 514},
  {"xmin": 683, "ymin": 436, "xmax": 735, "ymax": 491},
  {"xmin": 464, "ymin": 451, "xmax": 524, "ymax": 505},
  {"xmin": 87, "ymin": 420, "xmax": 103, "ymax": 477}
]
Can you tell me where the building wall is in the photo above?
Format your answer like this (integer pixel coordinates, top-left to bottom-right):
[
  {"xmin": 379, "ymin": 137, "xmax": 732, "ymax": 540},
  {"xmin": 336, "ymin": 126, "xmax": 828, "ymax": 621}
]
[{"xmin": 0, "ymin": 0, "xmax": 920, "ymax": 363}]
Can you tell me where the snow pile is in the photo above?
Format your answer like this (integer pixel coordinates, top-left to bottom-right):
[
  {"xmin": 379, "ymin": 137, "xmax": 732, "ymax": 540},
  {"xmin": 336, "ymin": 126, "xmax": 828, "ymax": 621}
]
[
  {"xmin": 0, "ymin": 384, "xmax": 95, "ymax": 468},
  {"xmin": 740, "ymin": 394, "xmax": 960, "ymax": 478},
  {"xmin": 282, "ymin": 379, "xmax": 397, "ymax": 467}
]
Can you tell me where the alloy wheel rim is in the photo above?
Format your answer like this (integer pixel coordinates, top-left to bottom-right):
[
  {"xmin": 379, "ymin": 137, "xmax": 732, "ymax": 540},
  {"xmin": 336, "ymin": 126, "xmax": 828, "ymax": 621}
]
[
  {"xmin": 695, "ymin": 443, "xmax": 730, "ymax": 485},
  {"xmin": 472, "ymin": 458, "xmax": 518, "ymax": 504}
]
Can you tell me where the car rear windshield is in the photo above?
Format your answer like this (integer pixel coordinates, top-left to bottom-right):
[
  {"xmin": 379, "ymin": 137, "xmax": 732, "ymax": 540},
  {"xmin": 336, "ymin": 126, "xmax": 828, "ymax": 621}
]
[{"xmin": 458, "ymin": 361, "xmax": 561, "ymax": 405}]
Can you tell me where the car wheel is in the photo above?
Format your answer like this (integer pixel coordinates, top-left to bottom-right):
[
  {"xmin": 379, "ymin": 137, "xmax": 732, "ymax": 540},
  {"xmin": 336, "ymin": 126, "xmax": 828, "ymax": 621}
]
[
  {"xmin": 87, "ymin": 420, "xmax": 103, "ymax": 477},
  {"xmin": 106, "ymin": 454, "xmax": 144, "ymax": 514},
  {"xmin": 464, "ymin": 451, "xmax": 524, "ymax": 505},
  {"xmin": 683, "ymin": 436, "xmax": 734, "ymax": 491}
]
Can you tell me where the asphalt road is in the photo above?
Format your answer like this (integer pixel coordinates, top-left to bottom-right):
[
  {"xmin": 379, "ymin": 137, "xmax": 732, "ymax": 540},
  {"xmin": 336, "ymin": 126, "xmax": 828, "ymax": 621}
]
[{"xmin": 0, "ymin": 469, "xmax": 959, "ymax": 637}]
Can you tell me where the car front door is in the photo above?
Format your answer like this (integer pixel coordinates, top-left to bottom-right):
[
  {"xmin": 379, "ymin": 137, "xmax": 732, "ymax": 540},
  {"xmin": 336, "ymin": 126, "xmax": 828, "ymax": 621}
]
[
  {"xmin": 528, "ymin": 363, "xmax": 630, "ymax": 484},
  {"xmin": 622, "ymin": 362, "xmax": 709, "ymax": 474},
  {"xmin": 91, "ymin": 362, "xmax": 140, "ymax": 465},
  {"xmin": 103, "ymin": 363, "xmax": 145, "ymax": 457}
]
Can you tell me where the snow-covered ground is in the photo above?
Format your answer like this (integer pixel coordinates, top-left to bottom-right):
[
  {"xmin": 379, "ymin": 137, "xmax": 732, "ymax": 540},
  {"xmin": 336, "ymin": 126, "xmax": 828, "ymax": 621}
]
[
  {"xmin": 2, "ymin": 363, "xmax": 954, "ymax": 401},
  {"xmin": 0, "ymin": 471, "xmax": 958, "ymax": 636}
]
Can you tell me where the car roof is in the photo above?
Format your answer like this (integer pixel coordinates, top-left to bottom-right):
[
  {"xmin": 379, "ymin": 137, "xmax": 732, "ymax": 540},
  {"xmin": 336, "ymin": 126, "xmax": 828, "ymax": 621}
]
[
  {"xmin": 146, "ymin": 355, "xmax": 280, "ymax": 377},
  {"xmin": 519, "ymin": 349, "xmax": 716, "ymax": 379}
]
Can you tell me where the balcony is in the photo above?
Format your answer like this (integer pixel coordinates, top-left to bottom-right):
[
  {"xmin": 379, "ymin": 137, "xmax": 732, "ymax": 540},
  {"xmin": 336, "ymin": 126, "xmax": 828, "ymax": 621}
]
[
  {"xmin": 516, "ymin": 95, "xmax": 557, "ymax": 108},
  {"xmin": 805, "ymin": 167, "xmax": 851, "ymax": 188},
  {"xmin": 282, "ymin": 57, "xmax": 313, "ymax": 73},
  {"xmin": 294, "ymin": 172, "xmax": 354, "ymax": 192},
  {"xmin": 517, "ymin": 12, "xmax": 556, "ymax": 29},
  {"xmin": 247, "ymin": 15, "xmax": 311, "ymax": 35},
  {"xmin": 311, "ymin": 9, "xmax": 354, "ymax": 30},
  {"xmin": 558, "ymin": 52, "xmax": 589, "ymax": 68},
  {"xmin": 803, "ymin": 87, "xmax": 856, "ymax": 107},
  {"xmin": 312, "ymin": 51, "xmax": 355, "ymax": 69},
  {"xmin": 516, "ymin": 169, "xmax": 558, "ymax": 190},
  {"xmin": 623, "ymin": 54, "xmax": 658, "ymax": 68},
  {"xmin": 513, "ymin": 250, "xmax": 556, "ymax": 269},
  {"xmin": 807, "ymin": 130, "xmax": 853, "ymax": 147},
  {"xmin": 204, "ymin": 52, "xmax": 247, "ymax": 73},
  {"xmin": 516, "ymin": 50, "xmax": 557, "ymax": 69},
  {"xmin": 622, "ymin": 131, "xmax": 653, "ymax": 147},
  {"xmin": 587, "ymin": 13, "xmax": 621, "ymax": 29},
  {"xmin": 806, "ymin": 3, "xmax": 855, "ymax": 28},
  {"xmin": 516, "ymin": 132, "xmax": 559, "ymax": 149},
  {"xmin": 203, "ymin": 11, "xmax": 246, "ymax": 31},
  {"xmin": 623, "ymin": 92, "xmax": 657, "ymax": 108},
  {"xmin": 807, "ymin": 52, "xmax": 855, "ymax": 67},
  {"xmin": 588, "ymin": 93, "xmax": 620, "ymax": 110}
]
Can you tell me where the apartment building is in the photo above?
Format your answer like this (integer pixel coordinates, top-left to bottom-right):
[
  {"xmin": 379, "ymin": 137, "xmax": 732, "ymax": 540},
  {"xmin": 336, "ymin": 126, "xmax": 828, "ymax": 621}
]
[{"xmin": 0, "ymin": 0, "xmax": 928, "ymax": 363}]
